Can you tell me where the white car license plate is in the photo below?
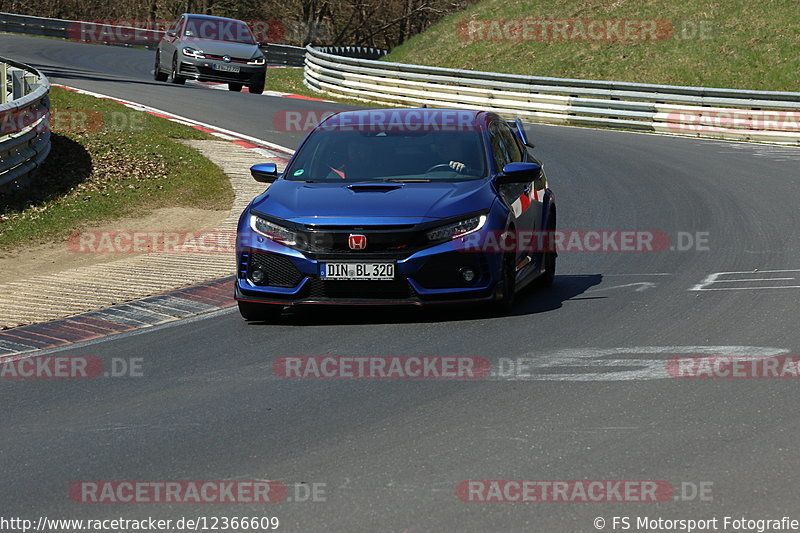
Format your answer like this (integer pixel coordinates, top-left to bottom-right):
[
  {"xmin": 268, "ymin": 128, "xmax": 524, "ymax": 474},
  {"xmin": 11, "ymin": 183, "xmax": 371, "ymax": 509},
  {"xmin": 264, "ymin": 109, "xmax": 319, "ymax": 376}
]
[
  {"xmin": 321, "ymin": 263, "xmax": 394, "ymax": 280},
  {"xmin": 214, "ymin": 63, "xmax": 240, "ymax": 73}
]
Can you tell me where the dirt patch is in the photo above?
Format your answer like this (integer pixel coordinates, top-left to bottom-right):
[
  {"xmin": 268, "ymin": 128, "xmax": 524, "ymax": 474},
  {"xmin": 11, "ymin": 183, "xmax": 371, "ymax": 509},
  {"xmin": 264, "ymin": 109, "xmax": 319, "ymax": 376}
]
[{"xmin": 0, "ymin": 207, "xmax": 228, "ymax": 284}]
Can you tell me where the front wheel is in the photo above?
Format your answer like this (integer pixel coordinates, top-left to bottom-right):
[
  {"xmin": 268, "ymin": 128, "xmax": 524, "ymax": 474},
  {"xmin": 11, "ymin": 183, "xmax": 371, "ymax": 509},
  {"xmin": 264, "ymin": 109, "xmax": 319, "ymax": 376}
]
[
  {"xmin": 238, "ymin": 301, "xmax": 283, "ymax": 322},
  {"xmin": 170, "ymin": 54, "xmax": 186, "ymax": 85},
  {"xmin": 228, "ymin": 83, "xmax": 243, "ymax": 92},
  {"xmin": 489, "ymin": 251, "xmax": 516, "ymax": 316},
  {"xmin": 249, "ymin": 83, "xmax": 264, "ymax": 95},
  {"xmin": 153, "ymin": 51, "xmax": 168, "ymax": 81},
  {"xmin": 536, "ymin": 218, "xmax": 557, "ymax": 288}
]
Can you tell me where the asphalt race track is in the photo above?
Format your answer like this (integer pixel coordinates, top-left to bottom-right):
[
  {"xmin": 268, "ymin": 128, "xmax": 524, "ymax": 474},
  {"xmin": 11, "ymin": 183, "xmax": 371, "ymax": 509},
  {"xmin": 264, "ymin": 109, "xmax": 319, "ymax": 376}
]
[{"xmin": 3, "ymin": 34, "xmax": 800, "ymax": 532}]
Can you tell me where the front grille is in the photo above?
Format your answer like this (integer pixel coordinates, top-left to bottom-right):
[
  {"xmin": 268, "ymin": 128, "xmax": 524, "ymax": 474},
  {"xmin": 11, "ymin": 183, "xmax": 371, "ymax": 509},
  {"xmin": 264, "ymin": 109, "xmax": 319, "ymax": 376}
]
[
  {"xmin": 306, "ymin": 278, "xmax": 413, "ymax": 300},
  {"xmin": 414, "ymin": 252, "xmax": 488, "ymax": 289},
  {"xmin": 249, "ymin": 252, "xmax": 304, "ymax": 288},
  {"xmin": 203, "ymin": 54, "xmax": 249, "ymax": 63},
  {"xmin": 297, "ymin": 225, "xmax": 428, "ymax": 257}
]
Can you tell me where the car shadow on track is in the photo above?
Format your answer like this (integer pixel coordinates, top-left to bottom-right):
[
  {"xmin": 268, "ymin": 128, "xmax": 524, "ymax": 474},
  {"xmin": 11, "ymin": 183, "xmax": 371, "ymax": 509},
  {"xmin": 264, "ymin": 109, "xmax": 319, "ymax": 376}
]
[
  {"xmin": 28, "ymin": 63, "xmax": 192, "ymax": 89},
  {"xmin": 252, "ymin": 274, "xmax": 603, "ymax": 327},
  {"xmin": 510, "ymin": 274, "xmax": 603, "ymax": 316}
]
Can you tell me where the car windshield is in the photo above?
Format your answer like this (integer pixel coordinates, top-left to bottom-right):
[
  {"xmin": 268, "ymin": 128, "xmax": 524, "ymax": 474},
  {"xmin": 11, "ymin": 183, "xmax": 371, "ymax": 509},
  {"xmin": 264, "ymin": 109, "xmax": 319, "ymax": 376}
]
[
  {"xmin": 184, "ymin": 18, "xmax": 256, "ymax": 44},
  {"xmin": 284, "ymin": 128, "xmax": 488, "ymax": 182}
]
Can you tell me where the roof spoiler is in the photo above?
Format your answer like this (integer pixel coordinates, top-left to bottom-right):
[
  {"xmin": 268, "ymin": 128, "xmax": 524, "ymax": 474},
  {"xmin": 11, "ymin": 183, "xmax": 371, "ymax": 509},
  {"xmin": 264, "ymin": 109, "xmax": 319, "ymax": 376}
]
[{"xmin": 507, "ymin": 117, "xmax": 534, "ymax": 148}]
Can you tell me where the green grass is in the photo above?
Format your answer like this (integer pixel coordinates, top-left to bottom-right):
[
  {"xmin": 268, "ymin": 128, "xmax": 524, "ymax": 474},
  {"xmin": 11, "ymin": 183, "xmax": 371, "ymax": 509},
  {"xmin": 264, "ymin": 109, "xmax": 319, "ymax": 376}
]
[
  {"xmin": 385, "ymin": 0, "xmax": 800, "ymax": 92},
  {"xmin": 0, "ymin": 87, "xmax": 233, "ymax": 251}
]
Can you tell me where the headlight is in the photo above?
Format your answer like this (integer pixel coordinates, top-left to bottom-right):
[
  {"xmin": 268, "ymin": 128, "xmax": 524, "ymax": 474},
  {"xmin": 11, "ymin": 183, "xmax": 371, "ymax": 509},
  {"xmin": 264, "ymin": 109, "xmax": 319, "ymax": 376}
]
[
  {"xmin": 247, "ymin": 56, "xmax": 266, "ymax": 65},
  {"xmin": 182, "ymin": 47, "xmax": 205, "ymax": 58},
  {"xmin": 250, "ymin": 215, "xmax": 298, "ymax": 246},
  {"xmin": 426, "ymin": 215, "xmax": 487, "ymax": 242}
]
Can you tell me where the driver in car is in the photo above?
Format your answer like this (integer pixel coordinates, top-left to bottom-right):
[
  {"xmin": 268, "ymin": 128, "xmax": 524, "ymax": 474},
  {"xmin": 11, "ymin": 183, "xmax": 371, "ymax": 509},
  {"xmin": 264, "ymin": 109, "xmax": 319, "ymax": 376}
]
[
  {"xmin": 327, "ymin": 140, "xmax": 372, "ymax": 180},
  {"xmin": 430, "ymin": 136, "xmax": 475, "ymax": 174}
]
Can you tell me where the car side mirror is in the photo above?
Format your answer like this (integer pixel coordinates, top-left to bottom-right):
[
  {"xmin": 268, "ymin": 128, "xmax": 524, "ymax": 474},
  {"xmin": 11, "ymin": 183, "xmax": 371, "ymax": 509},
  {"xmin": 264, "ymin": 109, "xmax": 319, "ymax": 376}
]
[
  {"xmin": 166, "ymin": 30, "xmax": 176, "ymax": 38},
  {"xmin": 251, "ymin": 163, "xmax": 278, "ymax": 183},
  {"xmin": 496, "ymin": 162, "xmax": 542, "ymax": 185}
]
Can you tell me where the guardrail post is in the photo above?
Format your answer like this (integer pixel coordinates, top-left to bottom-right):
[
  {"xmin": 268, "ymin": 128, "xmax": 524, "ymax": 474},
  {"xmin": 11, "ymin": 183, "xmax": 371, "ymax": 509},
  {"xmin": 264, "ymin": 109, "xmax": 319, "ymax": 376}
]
[
  {"xmin": 11, "ymin": 68, "xmax": 26, "ymax": 98},
  {"xmin": 0, "ymin": 62, "xmax": 7, "ymax": 104},
  {"xmin": 23, "ymin": 71, "xmax": 38, "ymax": 92}
]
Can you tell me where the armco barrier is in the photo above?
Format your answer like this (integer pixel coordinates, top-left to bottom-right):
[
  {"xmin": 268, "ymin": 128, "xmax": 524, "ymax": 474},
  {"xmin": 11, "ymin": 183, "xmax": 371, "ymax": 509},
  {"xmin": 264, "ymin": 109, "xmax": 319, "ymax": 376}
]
[
  {"xmin": 0, "ymin": 11, "xmax": 73, "ymax": 39},
  {"xmin": 0, "ymin": 12, "xmax": 310, "ymax": 65},
  {"xmin": 0, "ymin": 11, "xmax": 162, "ymax": 48},
  {"xmin": 0, "ymin": 56, "xmax": 51, "ymax": 191},
  {"xmin": 316, "ymin": 46, "xmax": 388, "ymax": 60},
  {"xmin": 0, "ymin": 11, "xmax": 167, "ymax": 49},
  {"xmin": 0, "ymin": 12, "xmax": 390, "ymax": 67},
  {"xmin": 304, "ymin": 46, "xmax": 800, "ymax": 144},
  {"xmin": 262, "ymin": 43, "xmax": 306, "ymax": 67}
]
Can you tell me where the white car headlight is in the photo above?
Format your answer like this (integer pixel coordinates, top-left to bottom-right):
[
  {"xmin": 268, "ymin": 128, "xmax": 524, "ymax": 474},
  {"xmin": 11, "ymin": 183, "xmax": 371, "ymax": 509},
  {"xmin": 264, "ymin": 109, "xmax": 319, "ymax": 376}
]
[
  {"xmin": 250, "ymin": 215, "xmax": 298, "ymax": 246},
  {"xmin": 182, "ymin": 47, "xmax": 205, "ymax": 58},
  {"xmin": 426, "ymin": 215, "xmax": 487, "ymax": 242}
]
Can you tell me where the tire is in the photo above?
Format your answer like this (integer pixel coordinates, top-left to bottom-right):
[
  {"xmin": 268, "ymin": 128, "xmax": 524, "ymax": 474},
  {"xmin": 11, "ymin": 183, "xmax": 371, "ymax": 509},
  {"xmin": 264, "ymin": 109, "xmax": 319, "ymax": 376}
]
[
  {"xmin": 536, "ymin": 216, "xmax": 557, "ymax": 288},
  {"xmin": 238, "ymin": 301, "xmax": 283, "ymax": 321},
  {"xmin": 153, "ymin": 51, "xmax": 168, "ymax": 81},
  {"xmin": 170, "ymin": 54, "xmax": 186, "ymax": 85},
  {"xmin": 228, "ymin": 83, "xmax": 243, "ymax": 92},
  {"xmin": 489, "ymin": 250, "xmax": 516, "ymax": 315},
  {"xmin": 249, "ymin": 83, "xmax": 264, "ymax": 95}
]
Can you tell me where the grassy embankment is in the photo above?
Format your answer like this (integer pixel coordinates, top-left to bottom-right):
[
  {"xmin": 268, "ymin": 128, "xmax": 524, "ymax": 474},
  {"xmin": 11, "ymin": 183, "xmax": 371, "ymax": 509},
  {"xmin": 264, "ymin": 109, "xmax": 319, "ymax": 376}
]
[
  {"xmin": 0, "ymin": 87, "xmax": 233, "ymax": 251},
  {"xmin": 385, "ymin": 0, "xmax": 800, "ymax": 91}
]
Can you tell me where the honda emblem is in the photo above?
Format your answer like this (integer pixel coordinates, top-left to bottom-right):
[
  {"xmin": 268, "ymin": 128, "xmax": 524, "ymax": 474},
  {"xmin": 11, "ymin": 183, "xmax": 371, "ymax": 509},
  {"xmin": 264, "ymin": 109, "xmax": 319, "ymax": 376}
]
[{"xmin": 348, "ymin": 234, "xmax": 367, "ymax": 250}]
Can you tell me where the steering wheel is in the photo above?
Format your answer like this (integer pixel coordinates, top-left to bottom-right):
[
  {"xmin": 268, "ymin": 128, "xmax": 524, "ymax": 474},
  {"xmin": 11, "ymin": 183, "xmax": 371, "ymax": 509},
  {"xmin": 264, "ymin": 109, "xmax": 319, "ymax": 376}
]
[{"xmin": 426, "ymin": 163, "xmax": 455, "ymax": 173}]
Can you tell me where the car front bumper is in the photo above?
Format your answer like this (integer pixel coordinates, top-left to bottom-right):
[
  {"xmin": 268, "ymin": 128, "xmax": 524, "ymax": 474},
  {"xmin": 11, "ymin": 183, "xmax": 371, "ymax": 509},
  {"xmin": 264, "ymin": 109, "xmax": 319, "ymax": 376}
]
[
  {"xmin": 178, "ymin": 57, "xmax": 265, "ymax": 84},
  {"xmin": 234, "ymin": 221, "xmax": 506, "ymax": 307}
]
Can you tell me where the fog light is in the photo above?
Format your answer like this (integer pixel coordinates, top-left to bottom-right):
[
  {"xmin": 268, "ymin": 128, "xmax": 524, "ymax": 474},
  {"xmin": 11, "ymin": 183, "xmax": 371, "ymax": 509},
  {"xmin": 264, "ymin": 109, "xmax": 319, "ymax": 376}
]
[
  {"xmin": 251, "ymin": 267, "xmax": 266, "ymax": 284},
  {"xmin": 460, "ymin": 267, "xmax": 476, "ymax": 283}
]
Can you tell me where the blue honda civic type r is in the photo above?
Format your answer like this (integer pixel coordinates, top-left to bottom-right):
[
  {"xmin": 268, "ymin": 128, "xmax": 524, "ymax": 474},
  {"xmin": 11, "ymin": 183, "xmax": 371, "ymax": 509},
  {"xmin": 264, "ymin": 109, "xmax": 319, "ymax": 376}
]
[{"xmin": 234, "ymin": 108, "xmax": 556, "ymax": 320}]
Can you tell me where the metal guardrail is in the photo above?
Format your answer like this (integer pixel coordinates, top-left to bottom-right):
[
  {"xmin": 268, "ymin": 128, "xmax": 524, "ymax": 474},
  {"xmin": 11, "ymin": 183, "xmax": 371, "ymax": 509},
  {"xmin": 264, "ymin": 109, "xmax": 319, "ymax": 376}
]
[
  {"xmin": 316, "ymin": 46, "xmax": 388, "ymax": 61},
  {"xmin": 0, "ymin": 11, "xmax": 163, "ymax": 49},
  {"xmin": 0, "ymin": 12, "xmax": 383, "ymax": 67},
  {"xmin": 0, "ymin": 55, "xmax": 51, "ymax": 191},
  {"xmin": 304, "ymin": 46, "xmax": 800, "ymax": 144},
  {"xmin": 0, "ymin": 11, "xmax": 72, "ymax": 39},
  {"xmin": 1, "ymin": 11, "xmax": 306, "ymax": 65},
  {"xmin": 0, "ymin": 12, "xmax": 308, "ymax": 66},
  {"xmin": 261, "ymin": 43, "xmax": 306, "ymax": 67}
]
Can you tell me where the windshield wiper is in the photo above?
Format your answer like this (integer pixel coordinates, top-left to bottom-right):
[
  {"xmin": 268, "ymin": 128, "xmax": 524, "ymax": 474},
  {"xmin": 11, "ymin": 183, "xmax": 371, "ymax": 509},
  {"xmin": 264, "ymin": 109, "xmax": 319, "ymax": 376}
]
[{"xmin": 383, "ymin": 178, "xmax": 431, "ymax": 182}]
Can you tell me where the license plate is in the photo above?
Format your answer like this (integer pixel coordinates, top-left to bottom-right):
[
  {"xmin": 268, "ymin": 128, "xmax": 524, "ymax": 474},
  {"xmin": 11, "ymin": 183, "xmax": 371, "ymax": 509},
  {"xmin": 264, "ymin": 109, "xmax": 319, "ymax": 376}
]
[
  {"xmin": 213, "ymin": 63, "xmax": 240, "ymax": 73},
  {"xmin": 321, "ymin": 263, "xmax": 395, "ymax": 280}
]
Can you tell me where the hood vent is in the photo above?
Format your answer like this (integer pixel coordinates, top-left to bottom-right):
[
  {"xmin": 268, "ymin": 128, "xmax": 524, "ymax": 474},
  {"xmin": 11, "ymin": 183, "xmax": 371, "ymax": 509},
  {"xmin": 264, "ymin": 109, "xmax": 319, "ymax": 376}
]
[{"xmin": 346, "ymin": 183, "xmax": 404, "ymax": 192}]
